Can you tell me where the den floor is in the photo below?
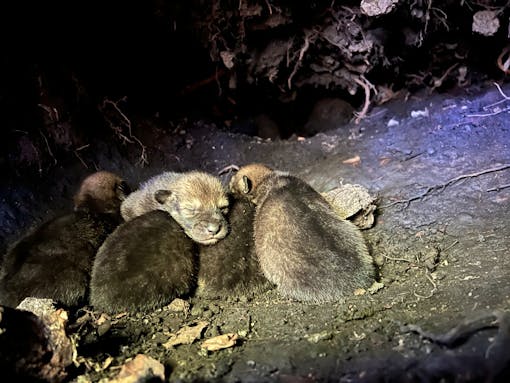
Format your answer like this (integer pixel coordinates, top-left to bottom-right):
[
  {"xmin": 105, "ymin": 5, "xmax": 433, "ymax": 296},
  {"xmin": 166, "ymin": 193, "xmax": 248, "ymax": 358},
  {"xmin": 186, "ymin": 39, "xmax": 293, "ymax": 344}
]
[{"xmin": 1, "ymin": 83, "xmax": 510, "ymax": 382}]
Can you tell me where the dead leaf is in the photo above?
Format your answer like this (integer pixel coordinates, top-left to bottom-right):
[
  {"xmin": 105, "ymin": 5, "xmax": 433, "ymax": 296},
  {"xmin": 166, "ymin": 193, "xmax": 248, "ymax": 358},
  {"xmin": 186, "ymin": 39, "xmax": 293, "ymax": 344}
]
[
  {"xmin": 201, "ymin": 333, "xmax": 239, "ymax": 351},
  {"xmin": 110, "ymin": 354, "xmax": 165, "ymax": 383},
  {"xmin": 101, "ymin": 356, "xmax": 114, "ymax": 371},
  {"xmin": 379, "ymin": 157, "xmax": 391, "ymax": 166},
  {"xmin": 342, "ymin": 155, "xmax": 361, "ymax": 166},
  {"xmin": 353, "ymin": 288, "xmax": 366, "ymax": 296},
  {"xmin": 96, "ymin": 313, "xmax": 111, "ymax": 326},
  {"xmin": 220, "ymin": 51, "xmax": 235, "ymax": 69},
  {"xmin": 163, "ymin": 321, "xmax": 208, "ymax": 349}
]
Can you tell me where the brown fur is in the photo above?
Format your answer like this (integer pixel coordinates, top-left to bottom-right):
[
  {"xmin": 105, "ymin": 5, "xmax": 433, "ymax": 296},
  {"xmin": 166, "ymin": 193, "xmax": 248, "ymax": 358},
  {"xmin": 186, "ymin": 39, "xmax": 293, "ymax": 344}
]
[
  {"xmin": 229, "ymin": 163, "xmax": 274, "ymax": 204},
  {"xmin": 90, "ymin": 210, "xmax": 196, "ymax": 313},
  {"xmin": 121, "ymin": 171, "xmax": 229, "ymax": 245},
  {"xmin": 232, "ymin": 164, "xmax": 375, "ymax": 303},
  {"xmin": 197, "ymin": 197, "xmax": 272, "ymax": 298},
  {"xmin": 74, "ymin": 171, "xmax": 130, "ymax": 215},
  {"xmin": 0, "ymin": 171, "xmax": 129, "ymax": 308}
]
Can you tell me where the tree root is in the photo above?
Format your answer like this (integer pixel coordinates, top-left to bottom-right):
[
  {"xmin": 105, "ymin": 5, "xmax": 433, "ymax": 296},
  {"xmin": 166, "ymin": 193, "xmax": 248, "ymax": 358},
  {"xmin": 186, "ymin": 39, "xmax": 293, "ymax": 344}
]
[
  {"xmin": 401, "ymin": 310, "xmax": 505, "ymax": 348},
  {"xmin": 383, "ymin": 164, "xmax": 510, "ymax": 208}
]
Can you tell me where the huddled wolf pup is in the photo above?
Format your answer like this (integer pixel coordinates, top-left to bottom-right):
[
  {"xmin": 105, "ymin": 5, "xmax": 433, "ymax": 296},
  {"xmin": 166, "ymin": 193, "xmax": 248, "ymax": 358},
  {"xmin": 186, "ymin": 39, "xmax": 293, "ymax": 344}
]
[
  {"xmin": 0, "ymin": 171, "xmax": 129, "ymax": 308},
  {"xmin": 90, "ymin": 210, "xmax": 196, "ymax": 313},
  {"xmin": 121, "ymin": 171, "xmax": 229, "ymax": 245},
  {"xmin": 229, "ymin": 163, "xmax": 277, "ymax": 204},
  {"xmin": 230, "ymin": 164, "xmax": 375, "ymax": 303},
  {"xmin": 197, "ymin": 197, "xmax": 272, "ymax": 298}
]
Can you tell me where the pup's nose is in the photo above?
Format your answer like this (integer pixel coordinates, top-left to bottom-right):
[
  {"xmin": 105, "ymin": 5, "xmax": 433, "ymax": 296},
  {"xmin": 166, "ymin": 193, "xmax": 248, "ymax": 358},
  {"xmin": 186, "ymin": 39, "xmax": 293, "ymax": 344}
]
[{"xmin": 207, "ymin": 222, "xmax": 221, "ymax": 235}]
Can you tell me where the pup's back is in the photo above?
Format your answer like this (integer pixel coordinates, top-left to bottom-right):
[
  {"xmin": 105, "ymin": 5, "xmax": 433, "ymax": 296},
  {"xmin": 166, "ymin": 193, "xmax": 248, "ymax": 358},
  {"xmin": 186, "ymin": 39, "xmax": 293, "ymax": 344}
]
[
  {"xmin": 90, "ymin": 210, "xmax": 196, "ymax": 313},
  {"xmin": 197, "ymin": 198, "xmax": 271, "ymax": 298},
  {"xmin": 253, "ymin": 173, "xmax": 375, "ymax": 302}
]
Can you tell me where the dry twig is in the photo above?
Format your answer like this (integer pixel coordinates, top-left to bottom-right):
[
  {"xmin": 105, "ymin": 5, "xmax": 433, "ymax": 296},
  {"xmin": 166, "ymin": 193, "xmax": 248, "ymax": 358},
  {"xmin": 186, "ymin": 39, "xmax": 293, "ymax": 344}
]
[
  {"xmin": 100, "ymin": 98, "xmax": 148, "ymax": 166},
  {"xmin": 497, "ymin": 45, "xmax": 510, "ymax": 75},
  {"xmin": 401, "ymin": 310, "xmax": 503, "ymax": 347},
  {"xmin": 487, "ymin": 183, "xmax": 510, "ymax": 192},
  {"xmin": 413, "ymin": 272, "xmax": 437, "ymax": 299},
  {"xmin": 73, "ymin": 144, "xmax": 90, "ymax": 169},
  {"xmin": 466, "ymin": 82, "xmax": 510, "ymax": 117},
  {"xmin": 429, "ymin": 63, "xmax": 458, "ymax": 93},
  {"xmin": 39, "ymin": 130, "xmax": 57, "ymax": 165},
  {"xmin": 354, "ymin": 76, "xmax": 376, "ymax": 124},
  {"xmin": 482, "ymin": 82, "xmax": 510, "ymax": 110},
  {"xmin": 383, "ymin": 164, "xmax": 510, "ymax": 208},
  {"xmin": 383, "ymin": 254, "xmax": 414, "ymax": 263},
  {"xmin": 287, "ymin": 31, "xmax": 315, "ymax": 89},
  {"xmin": 441, "ymin": 240, "xmax": 459, "ymax": 253}
]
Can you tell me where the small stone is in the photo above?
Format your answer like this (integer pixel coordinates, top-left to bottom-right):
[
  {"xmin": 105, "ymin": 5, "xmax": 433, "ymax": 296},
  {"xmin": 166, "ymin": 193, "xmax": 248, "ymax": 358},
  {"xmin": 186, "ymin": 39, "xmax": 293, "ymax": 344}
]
[
  {"xmin": 368, "ymin": 281, "xmax": 385, "ymax": 294},
  {"xmin": 305, "ymin": 331, "xmax": 333, "ymax": 343}
]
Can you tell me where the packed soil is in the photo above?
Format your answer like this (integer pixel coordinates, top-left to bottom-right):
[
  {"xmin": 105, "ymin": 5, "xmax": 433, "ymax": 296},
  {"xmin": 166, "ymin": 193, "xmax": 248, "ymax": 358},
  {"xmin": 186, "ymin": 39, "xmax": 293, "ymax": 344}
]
[{"xmin": 1, "ymin": 82, "xmax": 510, "ymax": 382}]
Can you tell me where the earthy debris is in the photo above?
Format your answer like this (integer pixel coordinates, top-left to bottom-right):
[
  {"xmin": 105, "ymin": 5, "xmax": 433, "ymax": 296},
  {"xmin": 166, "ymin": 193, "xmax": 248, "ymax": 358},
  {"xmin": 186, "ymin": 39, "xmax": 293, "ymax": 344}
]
[
  {"xmin": 342, "ymin": 155, "xmax": 362, "ymax": 166},
  {"xmin": 201, "ymin": 333, "xmax": 239, "ymax": 351},
  {"xmin": 360, "ymin": 0, "xmax": 399, "ymax": 16},
  {"xmin": 305, "ymin": 330, "xmax": 333, "ymax": 344},
  {"xmin": 321, "ymin": 183, "xmax": 377, "ymax": 229},
  {"xmin": 472, "ymin": 10, "xmax": 500, "ymax": 36},
  {"xmin": 108, "ymin": 354, "xmax": 165, "ymax": 383},
  {"xmin": 0, "ymin": 298, "xmax": 75, "ymax": 382},
  {"xmin": 410, "ymin": 108, "xmax": 430, "ymax": 118},
  {"xmin": 367, "ymin": 281, "xmax": 385, "ymax": 295},
  {"xmin": 166, "ymin": 298, "xmax": 191, "ymax": 315},
  {"xmin": 163, "ymin": 321, "xmax": 208, "ymax": 349}
]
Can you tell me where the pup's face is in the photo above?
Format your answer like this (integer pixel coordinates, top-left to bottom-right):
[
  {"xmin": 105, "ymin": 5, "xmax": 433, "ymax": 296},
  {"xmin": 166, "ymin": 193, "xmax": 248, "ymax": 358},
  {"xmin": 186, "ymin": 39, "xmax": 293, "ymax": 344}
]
[
  {"xmin": 74, "ymin": 171, "xmax": 131, "ymax": 216},
  {"xmin": 155, "ymin": 172, "xmax": 229, "ymax": 245}
]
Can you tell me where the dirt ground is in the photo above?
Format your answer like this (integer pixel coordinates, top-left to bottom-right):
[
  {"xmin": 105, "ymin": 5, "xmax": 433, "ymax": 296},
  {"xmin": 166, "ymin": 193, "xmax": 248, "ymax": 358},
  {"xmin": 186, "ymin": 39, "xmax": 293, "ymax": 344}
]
[{"xmin": 1, "ymin": 82, "xmax": 510, "ymax": 382}]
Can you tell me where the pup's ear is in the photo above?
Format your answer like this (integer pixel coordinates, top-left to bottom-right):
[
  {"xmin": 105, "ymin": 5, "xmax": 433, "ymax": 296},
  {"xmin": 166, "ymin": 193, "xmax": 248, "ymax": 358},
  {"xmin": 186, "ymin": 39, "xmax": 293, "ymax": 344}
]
[
  {"xmin": 241, "ymin": 175, "xmax": 252, "ymax": 194},
  {"xmin": 155, "ymin": 189, "xmax": 172, "ymax": 204},
  {"xmin": 116, "ymin": 181, "xmax": 131, "ymax": 201}
]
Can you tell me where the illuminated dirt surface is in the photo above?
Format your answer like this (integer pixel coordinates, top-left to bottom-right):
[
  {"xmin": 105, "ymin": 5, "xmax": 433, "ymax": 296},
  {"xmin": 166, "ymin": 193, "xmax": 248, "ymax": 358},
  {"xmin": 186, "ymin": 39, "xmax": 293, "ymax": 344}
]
[{"xmin": 1, "ymin": 84, "xmax": 510, "ymax": 382}]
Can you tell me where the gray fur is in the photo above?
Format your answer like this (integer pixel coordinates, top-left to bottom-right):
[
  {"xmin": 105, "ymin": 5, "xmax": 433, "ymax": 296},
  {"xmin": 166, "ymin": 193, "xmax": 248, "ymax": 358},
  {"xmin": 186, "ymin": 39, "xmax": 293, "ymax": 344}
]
[
  {"xmin": 90, "ymin": 210, "xmax": 196, "ymax": 313},
  {"xmin": 121, "ymin": 171, "xmax": 230, "ymax": 245},
  {"xmin": 251, "ymin": 172, "xmax": 375, "ymax": 303},
  {"xmin": 121, "ymin": 172, "xmax": 181, "ymax": 220}
]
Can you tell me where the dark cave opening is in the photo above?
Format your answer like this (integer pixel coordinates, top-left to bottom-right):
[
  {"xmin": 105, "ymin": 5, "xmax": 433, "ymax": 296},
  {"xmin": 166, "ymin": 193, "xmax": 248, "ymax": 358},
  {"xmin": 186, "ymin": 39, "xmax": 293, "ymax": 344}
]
[{"xmin": 2, "ymin": 0, "xmax": 510, "ymax": 176}]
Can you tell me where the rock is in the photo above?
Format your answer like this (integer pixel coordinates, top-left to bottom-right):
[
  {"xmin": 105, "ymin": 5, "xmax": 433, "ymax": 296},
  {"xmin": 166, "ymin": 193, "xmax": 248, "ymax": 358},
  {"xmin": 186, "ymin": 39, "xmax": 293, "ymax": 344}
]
[
  {"xmin": 472, "ymin": 10, "xmax": 500, "ymax": 37},
  {"xmin": 360, "ymin": 0, "xmax": 399, "ymax": 16},
  {"xmin": 0, "ymin": 299, "xmax": 75, "ymax": 382},
  {"xmin": 321, "ymin": 184, "xmax": 377, "ymax": 229}
]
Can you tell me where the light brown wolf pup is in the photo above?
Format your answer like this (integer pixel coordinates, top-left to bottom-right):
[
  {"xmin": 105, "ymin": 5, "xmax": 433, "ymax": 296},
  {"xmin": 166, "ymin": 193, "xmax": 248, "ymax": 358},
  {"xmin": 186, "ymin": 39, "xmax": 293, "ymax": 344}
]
[{"xmin": 230, "ymin": 164, "xmax": 375, "ymax": 302}]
